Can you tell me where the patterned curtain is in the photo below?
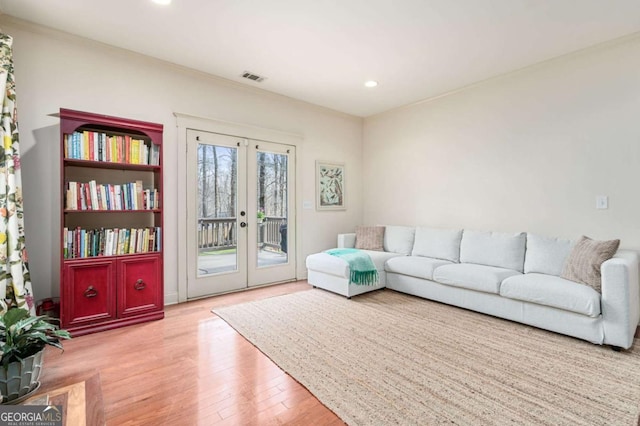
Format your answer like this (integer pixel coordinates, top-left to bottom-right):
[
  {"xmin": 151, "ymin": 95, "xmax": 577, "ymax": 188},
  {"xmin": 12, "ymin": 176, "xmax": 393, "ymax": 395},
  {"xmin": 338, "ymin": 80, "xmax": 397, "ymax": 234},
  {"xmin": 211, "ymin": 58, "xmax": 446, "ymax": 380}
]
[{"xmin": 0, "ymin": 33, "xmax": 34, "ymax": 315}]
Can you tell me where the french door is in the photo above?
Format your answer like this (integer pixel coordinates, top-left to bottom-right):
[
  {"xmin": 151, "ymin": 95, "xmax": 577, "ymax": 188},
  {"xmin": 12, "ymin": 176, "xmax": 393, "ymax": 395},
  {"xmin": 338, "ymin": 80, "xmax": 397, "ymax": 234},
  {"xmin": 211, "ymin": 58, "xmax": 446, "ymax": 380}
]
[{"xmin": 186, "ymin": 130, "xmax": 296, "ymax": 299}]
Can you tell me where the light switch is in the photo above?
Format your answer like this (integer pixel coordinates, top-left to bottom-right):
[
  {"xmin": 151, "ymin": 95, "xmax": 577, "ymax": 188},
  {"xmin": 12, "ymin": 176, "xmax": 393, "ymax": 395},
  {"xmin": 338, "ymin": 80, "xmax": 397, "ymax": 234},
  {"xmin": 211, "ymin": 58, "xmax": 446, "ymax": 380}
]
[
  {"xmin": 596, "ymin": 195, "xmax": 608, "ymax": 210},
  {"xmin": 302, "ymin": 200, "xmax": 313, "ymax": 209}
]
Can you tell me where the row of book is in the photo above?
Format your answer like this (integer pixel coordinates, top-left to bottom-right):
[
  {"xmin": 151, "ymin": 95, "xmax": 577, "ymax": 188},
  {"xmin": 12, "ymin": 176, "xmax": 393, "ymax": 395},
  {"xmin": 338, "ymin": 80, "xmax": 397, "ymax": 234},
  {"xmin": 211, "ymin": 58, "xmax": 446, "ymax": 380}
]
[
  {"xmin": 64, "ymin": 131, "xmax": 160, "ymax": 165},
  {"xmin": 65, "ymin": 180, "xmax": 159, "ymax": 211},
  {"xmin": 63, "ymin": 227, "xmax": 161, "ymax": 259}
]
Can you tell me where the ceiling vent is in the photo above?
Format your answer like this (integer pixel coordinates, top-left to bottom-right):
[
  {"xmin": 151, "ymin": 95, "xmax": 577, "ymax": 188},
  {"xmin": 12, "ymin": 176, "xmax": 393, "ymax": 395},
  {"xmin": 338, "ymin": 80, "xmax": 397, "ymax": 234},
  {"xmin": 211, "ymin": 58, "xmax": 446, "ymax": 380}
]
[{"xmin": 241, "ymin": 71, "xmax": 266, "ymax": 83}]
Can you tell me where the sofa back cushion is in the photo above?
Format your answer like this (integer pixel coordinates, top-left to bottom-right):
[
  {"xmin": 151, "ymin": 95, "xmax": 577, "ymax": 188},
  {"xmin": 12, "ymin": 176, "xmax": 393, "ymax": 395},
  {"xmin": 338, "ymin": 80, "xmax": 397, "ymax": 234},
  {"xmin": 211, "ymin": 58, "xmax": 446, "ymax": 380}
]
[
  {"xmin": 412, "ymin": 227, "xmax": 463, "ymax": 262},
  {"xmin": 524, "ymin": 234, "xmax": 573, "ymax": 276},
  {"xmin": 355, "ymin": 226, "xmax": 385, "ymax": 251},
  {"xmin": 460, "ymin": 230, "xmax": 526, "ymax": 272},
  {"xmin": 383, "ymin": 226, "xmax": 415, "ymax": 255}
]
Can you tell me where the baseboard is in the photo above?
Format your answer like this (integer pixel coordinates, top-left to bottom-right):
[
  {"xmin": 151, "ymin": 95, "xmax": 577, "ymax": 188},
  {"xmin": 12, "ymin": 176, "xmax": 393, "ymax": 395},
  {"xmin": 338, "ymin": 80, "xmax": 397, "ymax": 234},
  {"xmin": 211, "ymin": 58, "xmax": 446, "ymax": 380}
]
[{"xmin": 164, "ymin": 292, "xmax": 179, "ymax": 306}]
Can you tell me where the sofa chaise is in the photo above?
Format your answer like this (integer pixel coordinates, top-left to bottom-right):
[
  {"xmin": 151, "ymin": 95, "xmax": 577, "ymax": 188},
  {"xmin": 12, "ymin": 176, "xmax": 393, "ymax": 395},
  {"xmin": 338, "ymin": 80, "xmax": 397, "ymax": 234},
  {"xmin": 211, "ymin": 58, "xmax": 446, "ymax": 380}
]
[{"xmin": 305, "ymin": 226, "xmax": 639, "ymax": 349}]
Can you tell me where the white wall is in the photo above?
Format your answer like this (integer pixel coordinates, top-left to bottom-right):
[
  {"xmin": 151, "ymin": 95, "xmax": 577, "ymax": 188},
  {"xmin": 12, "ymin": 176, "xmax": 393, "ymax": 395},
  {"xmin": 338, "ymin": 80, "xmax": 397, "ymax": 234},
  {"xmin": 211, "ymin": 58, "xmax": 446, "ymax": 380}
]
[
  {"xmin": 0, "ymin": 17, "xmax": 363, "ymax": 303},
  {"xmin": 363, "ymin": 35, "xmax": 640, "ymax": 249}
]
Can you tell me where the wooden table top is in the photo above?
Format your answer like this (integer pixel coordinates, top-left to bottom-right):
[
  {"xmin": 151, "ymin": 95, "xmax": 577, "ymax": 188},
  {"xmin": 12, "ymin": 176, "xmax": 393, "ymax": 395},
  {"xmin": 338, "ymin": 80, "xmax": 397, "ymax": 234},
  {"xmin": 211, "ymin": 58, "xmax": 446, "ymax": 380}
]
[{"xmin": 23, "ymin": 373, "xmax": 105, "ymax": 426}]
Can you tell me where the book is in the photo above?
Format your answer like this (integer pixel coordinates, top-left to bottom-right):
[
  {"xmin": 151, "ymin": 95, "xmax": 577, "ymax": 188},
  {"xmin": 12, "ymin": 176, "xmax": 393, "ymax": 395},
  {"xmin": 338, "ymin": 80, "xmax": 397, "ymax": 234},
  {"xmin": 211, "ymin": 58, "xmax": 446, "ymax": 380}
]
[
  {"xmin": 135, "ymin": 181, "xmax": 143, "ymax": 210},
  {"xmin": 109, "ymin": 185, "xmax": 116, "ymax": 210},
  {"xmin": 82, "ymin": 131, "xmax": 90, "ymax": 160},
  {"xmin": 148, "ymin": 230, "xmax": 155, "ymax": 252},
  {"xmin": 66, "ymin": 181, "xmax": 75, "ymax": 210},
  {"xmin": 151, "ymin": 144, "xmax": 160, "ymax": 166},
  {"xmin": 129, "ymin": 228, "xmax": 137, "ymax": 254},
  {"xmin": 100, "ymin": 185, "xmax": 108, "ymax": 210},
  {"xmin": 115, "ymin": 229, "xmax": 122, "ymax": 255},
  {"xmin": 63, "ymin": 227, "xmax": 68, "ymax": 258},
  {"xmin": 114, "ymin": 186, "xmax": 121, "ymax": 210},
  {"xmin": 123, "ymin": 229, "xmax": 131, "ymax": 254},
  {"xmin": 104, "ymin": 230, "xmax": 112, "ymax": 256},
  {"xmin": 142, "ymin": 228, "xmax": 149, "ymax": 253},
  {"xmin": 125, "ymin": 135, "xmax": 131, "ymax": 164},
  {"xmin": 141, "ymin": 140, "xmax": 147, "ymax": 165},
  {"xmin": 98, "ymin": 133, "xmax": 104, "ymax": 161},
  {"xmin": 63, "ymin": 134, "xmax": 69, "ymax": 158},
  {"xmin": 99, "ymin": 228, "xmax": 106, "ymax": 256},
  {"xmin": 89, "ymin": 180, "xmax": 99, "ymax": 210},
  {"xmin": 88, "ymin": 131, "xmax": 95, "ymax": 160},
  {"xmin": 75, "ymin": 132, "xmax": 81, "ymax": 159},
  {"xmin": 131, "ymin": 138, "xmax": 139, "ymax": 164}
]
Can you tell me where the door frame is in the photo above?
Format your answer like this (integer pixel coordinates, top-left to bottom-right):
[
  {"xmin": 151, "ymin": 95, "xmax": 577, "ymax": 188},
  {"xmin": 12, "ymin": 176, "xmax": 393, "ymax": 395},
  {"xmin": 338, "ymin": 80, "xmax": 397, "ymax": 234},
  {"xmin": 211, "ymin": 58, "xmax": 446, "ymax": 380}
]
[{"xmin": 175, "ymin": 113, "xmax": 303, "ymax": 303}]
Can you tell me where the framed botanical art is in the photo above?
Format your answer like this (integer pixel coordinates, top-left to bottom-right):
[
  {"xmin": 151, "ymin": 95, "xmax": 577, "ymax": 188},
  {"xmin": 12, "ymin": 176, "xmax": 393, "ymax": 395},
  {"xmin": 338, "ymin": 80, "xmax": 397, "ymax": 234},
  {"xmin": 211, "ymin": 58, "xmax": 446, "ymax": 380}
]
[{"xmin": 316, "ymin": 161, "xmax": 345, "ymax": 210}]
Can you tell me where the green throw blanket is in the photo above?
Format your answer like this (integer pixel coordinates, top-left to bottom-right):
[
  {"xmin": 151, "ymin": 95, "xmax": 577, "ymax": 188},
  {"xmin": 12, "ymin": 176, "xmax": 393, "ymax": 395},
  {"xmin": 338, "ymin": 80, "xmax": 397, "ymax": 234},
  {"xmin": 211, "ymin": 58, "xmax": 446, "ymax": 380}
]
[{"xmin": 326, "ymin": 248, "xmax": 379, "ymax": 285}]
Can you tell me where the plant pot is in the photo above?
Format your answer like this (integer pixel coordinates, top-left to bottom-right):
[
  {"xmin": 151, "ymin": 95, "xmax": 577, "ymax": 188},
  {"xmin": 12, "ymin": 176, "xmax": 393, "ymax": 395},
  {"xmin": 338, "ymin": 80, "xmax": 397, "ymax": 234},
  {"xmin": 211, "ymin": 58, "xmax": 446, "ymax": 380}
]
[{"xmin": 0, "ymin": 349, "xmax": 44, "ymax": 404}]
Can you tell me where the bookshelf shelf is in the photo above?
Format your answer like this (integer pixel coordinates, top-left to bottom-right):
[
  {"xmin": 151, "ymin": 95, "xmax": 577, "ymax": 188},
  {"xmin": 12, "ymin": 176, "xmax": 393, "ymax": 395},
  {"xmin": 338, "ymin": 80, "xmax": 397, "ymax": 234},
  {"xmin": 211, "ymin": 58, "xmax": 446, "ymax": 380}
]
[
  {"xmin": 63, "ymin": 159, "xmax": 161, "ymax": 172},
  {"xmin": 60, "ymin": 108, "xmax": 164, "ymax": 336},
  {"xmin": 64, "ymin": 252, "xmax": 160, "ymax": 262},
  {"xmin": 64, "ymin": 209, "xmax": 162, "ymax": 213}
]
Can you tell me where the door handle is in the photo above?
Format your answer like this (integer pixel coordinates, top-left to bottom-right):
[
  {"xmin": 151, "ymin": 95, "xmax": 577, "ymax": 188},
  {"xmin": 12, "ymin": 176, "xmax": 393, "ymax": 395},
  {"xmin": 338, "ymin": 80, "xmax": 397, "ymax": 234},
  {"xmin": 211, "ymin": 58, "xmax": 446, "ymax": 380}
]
[
  {"xmin": 84, "ymin": 286, "xmax": 98, "ymax": 298},
  {"xmin": 240, "ymin": 222, "xmax": 247, "ymax": 228}
]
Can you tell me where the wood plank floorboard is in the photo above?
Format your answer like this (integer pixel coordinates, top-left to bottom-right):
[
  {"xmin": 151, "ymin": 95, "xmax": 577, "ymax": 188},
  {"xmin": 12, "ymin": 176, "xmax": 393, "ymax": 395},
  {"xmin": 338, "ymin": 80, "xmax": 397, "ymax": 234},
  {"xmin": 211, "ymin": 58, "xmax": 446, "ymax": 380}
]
[{"xmin": 39, "ymin": 281, "xmax": 345, "ymax": 425}]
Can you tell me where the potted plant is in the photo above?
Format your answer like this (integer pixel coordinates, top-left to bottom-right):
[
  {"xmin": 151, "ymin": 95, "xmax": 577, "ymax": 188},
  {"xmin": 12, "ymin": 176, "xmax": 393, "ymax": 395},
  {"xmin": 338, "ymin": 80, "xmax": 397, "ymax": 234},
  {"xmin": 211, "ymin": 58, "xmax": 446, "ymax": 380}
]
[
  {"xmin": 257, "ymin": 209, "xmax": 266, "ymax": 223},
  {"xmin": 0, "ymin": 308, "xmax": 71, "ymax": 404}
]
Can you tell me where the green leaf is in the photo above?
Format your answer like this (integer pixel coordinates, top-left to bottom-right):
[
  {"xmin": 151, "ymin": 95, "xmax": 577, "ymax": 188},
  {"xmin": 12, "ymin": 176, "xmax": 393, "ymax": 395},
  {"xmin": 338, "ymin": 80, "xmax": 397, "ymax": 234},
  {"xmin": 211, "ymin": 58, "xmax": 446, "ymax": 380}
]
[
  {"xmin": 2, "ymin": 308, "xmax": 30, "ymax": 328},
  {"xmin": 0, "ymin": 308, "xmax": 71, "ymax": 366}
]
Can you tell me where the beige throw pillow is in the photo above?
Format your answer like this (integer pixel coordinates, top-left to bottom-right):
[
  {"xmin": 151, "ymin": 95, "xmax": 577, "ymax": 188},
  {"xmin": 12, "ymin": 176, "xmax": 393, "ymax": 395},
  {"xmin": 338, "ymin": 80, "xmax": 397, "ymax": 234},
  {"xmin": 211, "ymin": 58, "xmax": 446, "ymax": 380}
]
[
  {"xmin": 561, "ymin": 235, "xmax": 620, "ymax": 292},
  {"xmin": 355, "ymin": 226, "xmax": 385, "ymax": 251}
]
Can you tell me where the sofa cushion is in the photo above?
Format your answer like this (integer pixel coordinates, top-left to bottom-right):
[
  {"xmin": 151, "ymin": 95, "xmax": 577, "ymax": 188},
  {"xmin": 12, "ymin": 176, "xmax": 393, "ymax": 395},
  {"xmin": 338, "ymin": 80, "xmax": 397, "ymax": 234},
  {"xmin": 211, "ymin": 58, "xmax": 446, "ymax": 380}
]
[
  {"xmin": 524, "ymin": 234, "xmax": 573, "ymax": 276},
  {"xmin": 460, "ymin": 230, "xmax": 526, "ymax": 272},
  {"xmin": 384, "ymin": 226, "xmax": 415, "ymax": 255},
  {"xmin": 501, "ymin": 273, "xmax": 601, "ymax": 317},
  {"xmin": 355, "ymin": 226, "xmax": 385, "ymax": 251},
  {"xmin": 561, "ymin": 235, "xmax": 620, "ymax": 292},
  {"xmin": 385, "ymin": 256, "xmax": 452, "ymax": 280},
  {"xmin": 433, "ymin": 263, "xmax": 521, "ymax": 294},
  {"xmin": 306, "ymin": 250, "xmax": 401, "ymax": 279},
  {"xmin": 306, "ymin": 252, "xmax": 349, "ymax": 278},
  {"xmin": 411, "ymin": 227, "xmax": 463, "ymax": 262},
  {"xmin": 363, "ymin": 250, "xmax": 405, "ymax": 271}
]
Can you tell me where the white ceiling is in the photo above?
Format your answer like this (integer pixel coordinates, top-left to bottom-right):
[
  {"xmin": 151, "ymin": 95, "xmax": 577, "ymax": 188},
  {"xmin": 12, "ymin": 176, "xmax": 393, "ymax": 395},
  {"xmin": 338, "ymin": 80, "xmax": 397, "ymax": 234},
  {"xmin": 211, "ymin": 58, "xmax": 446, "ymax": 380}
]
[{"xmin": 1, "ymin": 1, "xmax": 639, "ymax": 117}]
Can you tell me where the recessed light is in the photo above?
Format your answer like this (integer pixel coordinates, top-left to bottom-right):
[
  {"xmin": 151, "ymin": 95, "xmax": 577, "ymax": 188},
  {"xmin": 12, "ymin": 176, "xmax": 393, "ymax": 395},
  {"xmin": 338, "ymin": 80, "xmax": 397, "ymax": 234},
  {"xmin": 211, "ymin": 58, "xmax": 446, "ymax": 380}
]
[
  {"xmin": 152, "ymin": 0, "xmax": 171, "ymax": 5},
  {"xmin": 364, "ymin": 80, "xmax": 378, "ymax": 88}
]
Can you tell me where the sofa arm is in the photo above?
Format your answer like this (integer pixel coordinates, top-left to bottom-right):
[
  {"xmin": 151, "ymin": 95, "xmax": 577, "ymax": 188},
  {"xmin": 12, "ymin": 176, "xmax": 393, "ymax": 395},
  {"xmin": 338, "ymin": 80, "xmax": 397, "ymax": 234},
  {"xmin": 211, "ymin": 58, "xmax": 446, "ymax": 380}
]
[
  {"xmin": 338, "ymin": 233, "xmax": 356, "ymax": 249},
  {"xmin": 601, "ymin": 250, "xmax": 640, "ymax": 349}
]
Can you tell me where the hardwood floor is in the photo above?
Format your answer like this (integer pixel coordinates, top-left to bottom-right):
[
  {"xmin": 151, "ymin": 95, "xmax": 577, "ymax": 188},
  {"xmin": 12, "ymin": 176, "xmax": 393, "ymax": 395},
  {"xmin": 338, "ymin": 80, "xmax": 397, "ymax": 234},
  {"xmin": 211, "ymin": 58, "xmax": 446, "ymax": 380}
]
[{"xmin": 39, "ymin": 282, "xmax": 344, "ymax": 425}]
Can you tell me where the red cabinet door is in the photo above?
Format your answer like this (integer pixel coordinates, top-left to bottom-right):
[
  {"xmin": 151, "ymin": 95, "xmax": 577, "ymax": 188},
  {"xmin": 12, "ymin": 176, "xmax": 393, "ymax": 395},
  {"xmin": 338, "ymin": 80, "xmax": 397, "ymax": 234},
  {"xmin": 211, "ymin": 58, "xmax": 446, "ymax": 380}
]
[
  {"xmin": 117, "ymin": 254, "xmax": 162, "ymax": 318},
  {"xmin": 62, "ymin": 259, "xmax": 117, "ymax": 328}
]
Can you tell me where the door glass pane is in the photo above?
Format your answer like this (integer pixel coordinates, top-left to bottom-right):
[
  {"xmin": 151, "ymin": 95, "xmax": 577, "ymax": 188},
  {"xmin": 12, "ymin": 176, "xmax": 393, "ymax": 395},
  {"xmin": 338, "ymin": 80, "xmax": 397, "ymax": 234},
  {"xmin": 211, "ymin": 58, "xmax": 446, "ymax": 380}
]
[
  {"xmin": 256, "ymin": 151, "xmax": 288, "ymax": 268},
  {"xmin": 197, "ymin": 144, "xmax": 238, "ymax": 276}
]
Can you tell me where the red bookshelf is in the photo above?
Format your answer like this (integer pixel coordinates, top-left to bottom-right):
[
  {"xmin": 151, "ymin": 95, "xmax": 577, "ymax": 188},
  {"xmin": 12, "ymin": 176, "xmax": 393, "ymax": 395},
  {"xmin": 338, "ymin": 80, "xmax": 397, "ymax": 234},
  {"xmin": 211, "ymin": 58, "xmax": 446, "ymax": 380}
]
[{"xmin": 59, "ymin": 108, "xmax": 164, "ymax": 336}]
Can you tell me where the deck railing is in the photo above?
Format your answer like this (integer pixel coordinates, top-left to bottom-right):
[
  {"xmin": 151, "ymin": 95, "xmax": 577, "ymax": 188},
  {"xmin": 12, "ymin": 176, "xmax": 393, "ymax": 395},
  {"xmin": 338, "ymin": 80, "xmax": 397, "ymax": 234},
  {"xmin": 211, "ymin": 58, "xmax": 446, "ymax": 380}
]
[
  {"xmin": 198, "ymin": 218, "xmax": 236, "ymax": 252},
  {"xmin": 198, "ymin": 216, "xmax": 287, "ymax": 252},
  {"xmin": 258, "ymin": 217, "xmax": 287, "ymax": 251}
]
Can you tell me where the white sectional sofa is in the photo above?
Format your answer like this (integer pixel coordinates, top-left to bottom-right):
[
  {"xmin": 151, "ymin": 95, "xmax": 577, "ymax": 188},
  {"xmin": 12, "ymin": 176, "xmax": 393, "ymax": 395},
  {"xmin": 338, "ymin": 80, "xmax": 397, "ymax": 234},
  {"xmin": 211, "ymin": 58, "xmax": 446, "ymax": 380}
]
[{"xmin": 305, "ymin": 226, "xmax": 640, "ymax": 349}]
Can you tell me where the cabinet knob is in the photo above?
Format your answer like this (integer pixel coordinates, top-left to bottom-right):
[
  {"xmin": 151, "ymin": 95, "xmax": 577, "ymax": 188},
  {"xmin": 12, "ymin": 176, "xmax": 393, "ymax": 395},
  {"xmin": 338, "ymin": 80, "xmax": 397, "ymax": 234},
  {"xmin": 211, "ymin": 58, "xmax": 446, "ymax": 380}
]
[
  {"xmin": 134, "ymin": 279, "xmax": 146, "ymax": 291},
  {"xmin": 84, "ymin": 286, "xmax": 98, "ymax": 298}
]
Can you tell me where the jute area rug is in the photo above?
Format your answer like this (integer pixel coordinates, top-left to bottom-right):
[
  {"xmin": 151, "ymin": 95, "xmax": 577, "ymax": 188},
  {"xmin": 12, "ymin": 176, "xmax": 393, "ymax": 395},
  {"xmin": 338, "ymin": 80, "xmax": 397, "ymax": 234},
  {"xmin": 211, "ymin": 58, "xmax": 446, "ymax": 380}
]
[{"xmin": 212, "ymin": 289, "xmax": 640, "ymax": 425}]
